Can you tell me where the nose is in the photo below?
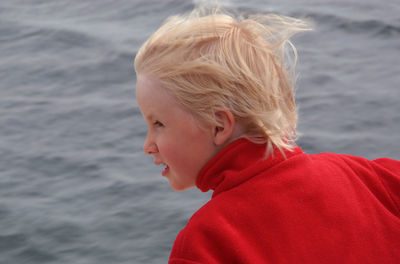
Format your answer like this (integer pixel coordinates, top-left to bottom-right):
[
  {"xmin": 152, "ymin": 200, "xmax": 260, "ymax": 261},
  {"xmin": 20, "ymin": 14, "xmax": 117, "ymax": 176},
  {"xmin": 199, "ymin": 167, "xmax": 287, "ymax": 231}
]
[{"xmin": 143, "ymin": 132, "xmax": 158, "ymax": 154}]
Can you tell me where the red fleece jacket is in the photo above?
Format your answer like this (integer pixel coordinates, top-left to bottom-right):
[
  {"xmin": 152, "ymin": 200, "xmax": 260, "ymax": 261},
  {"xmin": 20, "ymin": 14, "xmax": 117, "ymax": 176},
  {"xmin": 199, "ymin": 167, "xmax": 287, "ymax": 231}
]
[{"xmin": 168, "ymin": 138, "xmax": 400, "ymax": 264}]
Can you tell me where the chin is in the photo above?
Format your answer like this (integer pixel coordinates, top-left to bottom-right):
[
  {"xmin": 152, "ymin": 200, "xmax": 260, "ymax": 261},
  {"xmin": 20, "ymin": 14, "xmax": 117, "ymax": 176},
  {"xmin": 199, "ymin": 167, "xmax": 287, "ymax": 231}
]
[{"xmin": 169, "ymin": 182, "xmax": 195, "ymax": 192}]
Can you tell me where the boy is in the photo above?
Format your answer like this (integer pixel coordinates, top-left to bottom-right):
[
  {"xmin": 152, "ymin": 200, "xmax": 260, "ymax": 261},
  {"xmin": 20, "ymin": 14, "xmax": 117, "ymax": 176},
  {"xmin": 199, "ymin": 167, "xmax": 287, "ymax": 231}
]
[{"xmin": 134, "ymin": 8, "xmax": 400, "ymax": 264}]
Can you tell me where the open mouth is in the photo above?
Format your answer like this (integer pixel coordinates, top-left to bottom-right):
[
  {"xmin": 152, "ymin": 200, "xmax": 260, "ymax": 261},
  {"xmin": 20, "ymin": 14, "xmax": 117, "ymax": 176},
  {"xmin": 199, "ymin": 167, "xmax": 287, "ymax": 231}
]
[
  {"xmin": 162, "ymin": 164, "xmax": 169, "ymax": 177},
  {"xmin": 155, "ymin": 160, "xmax": 170, "ymax": 177}
]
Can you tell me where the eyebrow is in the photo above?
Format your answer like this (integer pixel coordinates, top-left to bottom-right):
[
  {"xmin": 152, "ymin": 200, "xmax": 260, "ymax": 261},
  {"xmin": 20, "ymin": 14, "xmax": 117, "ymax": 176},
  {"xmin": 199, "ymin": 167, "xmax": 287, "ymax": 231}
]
[{"xmin": 144, "ymin": 114, "xmax": 155, "ymax": 121}]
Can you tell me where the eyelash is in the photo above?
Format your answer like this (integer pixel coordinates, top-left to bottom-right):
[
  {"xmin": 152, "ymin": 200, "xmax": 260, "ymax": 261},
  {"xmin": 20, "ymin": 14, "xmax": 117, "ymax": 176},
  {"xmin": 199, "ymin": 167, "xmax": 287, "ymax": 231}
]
[{"xmin": 153, "ymin": 121, "xmax": 164, "ymax": 127}]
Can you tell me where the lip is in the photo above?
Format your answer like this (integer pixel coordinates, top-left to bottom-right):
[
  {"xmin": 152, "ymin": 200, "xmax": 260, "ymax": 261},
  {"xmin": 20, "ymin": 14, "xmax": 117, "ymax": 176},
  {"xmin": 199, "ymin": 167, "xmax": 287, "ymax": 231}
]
[{"xmin": 154, "ymin": 159, "xmax": 163, "ymax": 165}]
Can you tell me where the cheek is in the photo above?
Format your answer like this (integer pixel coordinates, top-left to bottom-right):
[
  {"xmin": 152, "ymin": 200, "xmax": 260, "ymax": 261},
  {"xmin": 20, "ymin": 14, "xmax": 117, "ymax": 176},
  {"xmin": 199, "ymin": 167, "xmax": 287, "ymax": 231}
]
[
  {"xmin": 159, "ymin": 118, "xmax": 216, "ymax": 172},
  {"xmin": 162, "ymin": 135, "xmax": 206, "ymax": 171},
  {"xmin": 183, "ymin": 135, "xmax": 216, "ymax": 169}
]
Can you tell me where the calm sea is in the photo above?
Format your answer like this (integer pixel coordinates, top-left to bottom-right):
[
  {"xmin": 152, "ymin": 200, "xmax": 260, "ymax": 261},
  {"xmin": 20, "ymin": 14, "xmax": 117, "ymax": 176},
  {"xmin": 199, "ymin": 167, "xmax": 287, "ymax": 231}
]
[{"xmin": 0, "ymin": 0, "xmax": 399, "ymax": 263}]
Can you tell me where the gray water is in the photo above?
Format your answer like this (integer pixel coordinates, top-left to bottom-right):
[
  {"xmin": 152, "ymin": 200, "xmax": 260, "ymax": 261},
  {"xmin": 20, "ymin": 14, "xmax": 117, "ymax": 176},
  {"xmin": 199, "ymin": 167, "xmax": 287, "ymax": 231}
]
[{"xmin": 0, "ymin": 0, "xmax": 399, "ymax": 263}]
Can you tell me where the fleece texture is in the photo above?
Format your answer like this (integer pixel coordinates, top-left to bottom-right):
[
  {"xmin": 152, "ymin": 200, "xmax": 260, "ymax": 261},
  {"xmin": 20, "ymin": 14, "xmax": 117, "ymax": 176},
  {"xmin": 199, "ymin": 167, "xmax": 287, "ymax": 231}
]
[{"xmin": 169, "ymin": 138, "xmax": 400, "ymax": 263}]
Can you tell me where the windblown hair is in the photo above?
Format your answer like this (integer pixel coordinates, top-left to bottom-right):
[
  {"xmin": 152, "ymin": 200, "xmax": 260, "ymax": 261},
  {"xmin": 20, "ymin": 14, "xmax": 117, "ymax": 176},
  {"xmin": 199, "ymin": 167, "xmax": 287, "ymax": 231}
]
[{"xmin": 134, "ymin": 7, "xmax": 311, "ymax": 154}]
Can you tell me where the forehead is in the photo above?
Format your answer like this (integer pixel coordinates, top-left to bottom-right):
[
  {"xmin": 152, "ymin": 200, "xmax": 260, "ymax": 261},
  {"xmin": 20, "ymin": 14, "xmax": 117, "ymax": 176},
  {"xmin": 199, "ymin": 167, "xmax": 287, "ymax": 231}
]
[
  {"xmin": 136, "ymin": 74, "xmax": 183, "ymax": 117},
  {"xmin": 136, "ymin": 74, "xmax": 166, "ymax": 99},
  {"xmin": 136, "ymin": 74, "xmax": 212, "ymax": 131},
  {"xmin": 137, "ymin": 74, "xmax": 172, "ymax": 100}
]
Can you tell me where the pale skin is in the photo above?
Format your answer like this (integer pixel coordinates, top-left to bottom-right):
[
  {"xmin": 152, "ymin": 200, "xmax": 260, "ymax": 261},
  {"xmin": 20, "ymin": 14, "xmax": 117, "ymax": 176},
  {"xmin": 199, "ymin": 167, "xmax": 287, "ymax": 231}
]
[{"xmin": 136, "ymin": 74, "xmax": 245, "ymax": 191}]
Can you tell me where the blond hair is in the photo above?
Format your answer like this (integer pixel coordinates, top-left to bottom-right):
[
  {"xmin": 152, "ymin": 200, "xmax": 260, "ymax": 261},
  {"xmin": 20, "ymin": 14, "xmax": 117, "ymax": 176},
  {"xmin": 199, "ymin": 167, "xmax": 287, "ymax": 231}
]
[{"xmin": 134, "ymin": 7, "xmax": 311, "ymax": 154}]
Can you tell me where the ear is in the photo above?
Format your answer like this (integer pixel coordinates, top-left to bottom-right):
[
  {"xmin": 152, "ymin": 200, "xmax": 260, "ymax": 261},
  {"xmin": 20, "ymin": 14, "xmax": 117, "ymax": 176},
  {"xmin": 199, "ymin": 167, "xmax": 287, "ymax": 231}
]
[{"xmin": 213, "ymin": 110, "xmax": 236, "ymax": 146}]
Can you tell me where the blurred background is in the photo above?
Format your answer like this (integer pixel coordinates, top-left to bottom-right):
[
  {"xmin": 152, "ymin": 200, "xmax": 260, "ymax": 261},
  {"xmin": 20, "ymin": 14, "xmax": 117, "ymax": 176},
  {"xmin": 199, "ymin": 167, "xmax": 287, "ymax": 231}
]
[{"xmin": 0, "ymin": 0, "xmax": 399, "ymax": 263}]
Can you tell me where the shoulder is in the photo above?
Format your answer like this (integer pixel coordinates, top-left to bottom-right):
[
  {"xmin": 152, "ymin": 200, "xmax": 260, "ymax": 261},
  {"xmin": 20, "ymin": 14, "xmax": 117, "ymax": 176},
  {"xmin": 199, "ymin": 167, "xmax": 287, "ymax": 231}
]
[{"xmin": 301, "ymin": 152, "xmax": 400, "ymax": 217}]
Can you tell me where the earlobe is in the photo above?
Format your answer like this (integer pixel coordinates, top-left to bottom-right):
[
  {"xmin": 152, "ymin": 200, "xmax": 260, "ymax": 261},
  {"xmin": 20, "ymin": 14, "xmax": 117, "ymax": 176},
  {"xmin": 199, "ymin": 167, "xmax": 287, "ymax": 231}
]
[{"xmin": 213, "ymin": 110, "xmax": 236, "ymax": 146}]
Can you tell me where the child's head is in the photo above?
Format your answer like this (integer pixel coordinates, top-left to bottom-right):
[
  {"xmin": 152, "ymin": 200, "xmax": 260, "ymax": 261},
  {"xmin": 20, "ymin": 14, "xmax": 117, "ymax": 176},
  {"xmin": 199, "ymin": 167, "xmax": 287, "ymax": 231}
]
[{"xmin": 135, "ymin": 7, "xmax": 310, "ymax": 155}]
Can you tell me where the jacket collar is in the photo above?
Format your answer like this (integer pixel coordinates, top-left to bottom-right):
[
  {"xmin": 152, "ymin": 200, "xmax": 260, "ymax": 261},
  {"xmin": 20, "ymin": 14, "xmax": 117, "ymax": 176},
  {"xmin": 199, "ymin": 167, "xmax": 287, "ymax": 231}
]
[{"xmin": 196, "ymin": 138, "xmax": 303, "ymax": 197}]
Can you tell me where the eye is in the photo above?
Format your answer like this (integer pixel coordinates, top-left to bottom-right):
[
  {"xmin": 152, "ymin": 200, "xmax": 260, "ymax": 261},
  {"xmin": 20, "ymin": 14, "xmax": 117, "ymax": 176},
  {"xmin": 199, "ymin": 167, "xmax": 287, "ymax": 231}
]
[{"xmin": 153, "ymin": 120, "xmax": 164, "ymax": 127}]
